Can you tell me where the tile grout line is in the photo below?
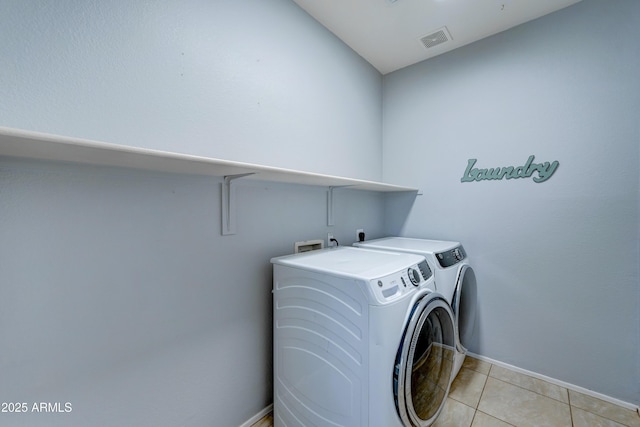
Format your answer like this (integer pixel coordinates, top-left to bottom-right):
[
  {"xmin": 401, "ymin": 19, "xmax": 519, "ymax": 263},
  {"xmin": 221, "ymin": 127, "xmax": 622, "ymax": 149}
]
[
  {"xmin": 452, "ymin": 359, "xmax": 487, "ymax": 426},
  {"xmin": 450, "ymin": 364, "xmax": 480, "ymax": 427},
  {"xmin": 471, "ymin": 363, "xmax": 524, "ymax": 427},
  {"xmin": 468, "ymin": 352, "xmax": 639, "ymax": 412},
  {"xmin": 476, "ymin": 363, "xmax": 517, "ymax": 426},
  {"xmin": 481, "ymin": 363, "xmax": 574, "ymax": 427},
  {"xmin": 482, "ymin": 364, "xmax": 506, "ymax": 425},
  {"xmin": 568, "ymin": 390, "xmax": 575, "ymax": 427},
  {"xmin": 485, "ymin": 363, "xmax": 635, "ymax": 427},
  {"xmin": 480, "ymin": 362, "xmax": 493, "ymax": 410},
  {"xmin": 487, "ymin": 370, "xmax": 571, "ymax": 406}
]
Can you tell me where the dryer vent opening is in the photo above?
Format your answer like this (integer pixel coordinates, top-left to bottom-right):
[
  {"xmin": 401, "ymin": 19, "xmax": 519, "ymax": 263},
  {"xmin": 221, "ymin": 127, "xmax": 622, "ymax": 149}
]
[{"xmin": 419, "ymin": 27, "xmax": 452, "ymax": 49}]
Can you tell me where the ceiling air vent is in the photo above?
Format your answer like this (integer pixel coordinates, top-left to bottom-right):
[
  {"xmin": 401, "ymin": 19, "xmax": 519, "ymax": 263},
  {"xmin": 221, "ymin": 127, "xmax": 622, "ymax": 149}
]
[{"xmin": 419, "ymin": 27, "xmax": 452, "ymax": 49}]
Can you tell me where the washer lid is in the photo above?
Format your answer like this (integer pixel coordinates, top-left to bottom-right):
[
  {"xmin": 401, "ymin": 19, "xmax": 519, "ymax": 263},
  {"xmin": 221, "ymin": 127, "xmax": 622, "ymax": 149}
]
[
  {"xmin": 355, "ymin": 236, "xmax": 460, "ymax": 254},
  {"xmin": 271, "ymin": 246, "xmax": 425, "ymax": 280}
]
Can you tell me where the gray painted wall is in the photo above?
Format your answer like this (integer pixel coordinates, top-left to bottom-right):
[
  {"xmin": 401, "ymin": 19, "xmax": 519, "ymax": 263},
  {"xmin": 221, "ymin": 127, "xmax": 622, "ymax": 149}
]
[
  {"xmin": 0, "ymin": 0, "xmax": 382, "ymax": 180},
  {"xmin": 0, "ymin": 159, "xmax": 386, "ymax": 426},
  {"xmin": 0, "ymin": 0, "xmax": 386, "ymax": 426},
  {"xmin": 382, "ymin": 0, "xmax": 639, "ymax": 405}
]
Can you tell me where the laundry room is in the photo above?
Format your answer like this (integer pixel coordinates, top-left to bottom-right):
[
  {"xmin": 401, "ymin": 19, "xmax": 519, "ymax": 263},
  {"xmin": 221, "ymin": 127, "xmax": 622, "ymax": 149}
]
[{"xmin": 0, "ymin": 0, "xmax": 638, "ymax": 426}]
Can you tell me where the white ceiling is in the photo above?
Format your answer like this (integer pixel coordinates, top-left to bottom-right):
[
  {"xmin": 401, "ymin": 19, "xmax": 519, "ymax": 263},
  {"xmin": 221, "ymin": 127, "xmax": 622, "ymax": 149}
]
[{"xmin": 292, "ymin": 0, "xmax": 583, "ymax": 74}]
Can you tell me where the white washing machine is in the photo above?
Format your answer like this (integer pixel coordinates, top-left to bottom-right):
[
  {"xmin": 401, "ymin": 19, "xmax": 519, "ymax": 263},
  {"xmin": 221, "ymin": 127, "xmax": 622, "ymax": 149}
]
[
  {"xmin": 272, "ymin": 247, "xmax": 456, "ymax": 427},
  {"xmin": 354, "ymin": 237, "xmax": 477, "ymax": 380}
]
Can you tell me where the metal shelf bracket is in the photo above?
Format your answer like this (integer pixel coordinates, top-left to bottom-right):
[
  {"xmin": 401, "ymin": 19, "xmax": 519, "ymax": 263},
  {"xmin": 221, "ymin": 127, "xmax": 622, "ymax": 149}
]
[
  {"xmin": 327, "ymin": 187, "xmax": 335, "ymax": 226},
  {"xmin": 327, "ymin": 186, "xmax": 352, "ymax": 227},
  {"xmin": 221, "ymin": 173, "xmax": 255, "ymax": 235}
]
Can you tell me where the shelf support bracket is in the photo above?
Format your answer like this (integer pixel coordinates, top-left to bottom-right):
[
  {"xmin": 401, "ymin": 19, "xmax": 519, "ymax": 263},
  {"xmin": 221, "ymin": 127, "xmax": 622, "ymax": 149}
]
[
  {"xmin": 327, "ymin": 186, "xmax": 351, "ymax": 226},
  {"xmin": 327, "ymin": 187, "xmax": 335, "ymax": 226},
  {"xmin": 221, "ymin": 173, "xmax": 255, "ymax": 235}
]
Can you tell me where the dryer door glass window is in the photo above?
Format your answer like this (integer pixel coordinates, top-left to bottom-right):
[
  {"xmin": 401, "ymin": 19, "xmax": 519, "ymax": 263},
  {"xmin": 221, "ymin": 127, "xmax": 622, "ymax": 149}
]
[{"xmin": 395, "ymin": 296, "xmax": 455, "ymax": 426}]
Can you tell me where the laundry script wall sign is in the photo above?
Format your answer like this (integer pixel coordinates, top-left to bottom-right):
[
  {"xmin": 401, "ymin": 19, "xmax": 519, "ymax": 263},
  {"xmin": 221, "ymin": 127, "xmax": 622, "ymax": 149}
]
[{"xmin": 461, "ymin": 155, "xmax": 559, "ymax": 183}]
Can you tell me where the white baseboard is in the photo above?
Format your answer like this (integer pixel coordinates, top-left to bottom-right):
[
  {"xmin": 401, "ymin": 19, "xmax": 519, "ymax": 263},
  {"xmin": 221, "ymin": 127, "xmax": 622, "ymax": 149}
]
[
  {"xmin": 467, "ymin": 352, "xmax": 640, "ymax": 412},
  {"xmin": 239, "ymin": 404, "xmax": 273, "ymax": 427}
]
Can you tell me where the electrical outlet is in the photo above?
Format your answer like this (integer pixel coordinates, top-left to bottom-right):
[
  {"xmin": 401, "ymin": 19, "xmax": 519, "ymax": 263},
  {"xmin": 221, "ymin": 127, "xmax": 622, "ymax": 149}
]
[
  {"xmin": 356, "ymin": 229, "xmax": 364, "ymax": 242},
  {"xmin": 327, "ymin": 233, "xmax": 335, "ymax": 247}
]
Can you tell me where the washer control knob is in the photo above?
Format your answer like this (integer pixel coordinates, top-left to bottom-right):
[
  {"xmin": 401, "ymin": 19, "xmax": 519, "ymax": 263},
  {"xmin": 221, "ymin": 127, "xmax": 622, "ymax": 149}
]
[{"xmin": 408, "ymin": 268, "xmax": 421, "ymax": 286}]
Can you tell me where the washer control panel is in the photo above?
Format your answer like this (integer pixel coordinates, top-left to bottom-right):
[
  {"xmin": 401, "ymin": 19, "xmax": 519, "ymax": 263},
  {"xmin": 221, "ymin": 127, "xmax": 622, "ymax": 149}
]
[
  {"xmin": 435, "ymin": 245, "xmax": 467, "ymax": 268},
  {"xmin": 407, "ymin": 268, "xmax": 421, "ymax": 286},
  {"xmin": 417, "ymin": 260, "xmax": 432, "ymax": 280},
  {"xmin": 369, "ymin": 262, "xmax": 434, "ymax": 303}
]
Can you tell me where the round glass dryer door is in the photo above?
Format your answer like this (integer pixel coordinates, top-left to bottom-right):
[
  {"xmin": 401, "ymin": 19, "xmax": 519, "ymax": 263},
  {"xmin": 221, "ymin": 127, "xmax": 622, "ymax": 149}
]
[{"xmin": 395, "ymin": 294, "xmax": 455, "ymax": 426}]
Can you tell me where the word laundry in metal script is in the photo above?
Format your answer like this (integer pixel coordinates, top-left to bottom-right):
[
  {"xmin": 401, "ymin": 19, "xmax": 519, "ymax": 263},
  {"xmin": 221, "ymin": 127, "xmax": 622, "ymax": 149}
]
[{"xmin": 460, "ymin": 155, "xmax": 559, "ymax": 183}]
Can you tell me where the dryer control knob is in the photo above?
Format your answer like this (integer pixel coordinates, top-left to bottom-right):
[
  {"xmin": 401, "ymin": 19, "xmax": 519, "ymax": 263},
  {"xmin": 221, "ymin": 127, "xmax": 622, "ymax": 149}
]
[{"xmin": 408, "ymin": 268, "xmax": 421, "ymax": 286}]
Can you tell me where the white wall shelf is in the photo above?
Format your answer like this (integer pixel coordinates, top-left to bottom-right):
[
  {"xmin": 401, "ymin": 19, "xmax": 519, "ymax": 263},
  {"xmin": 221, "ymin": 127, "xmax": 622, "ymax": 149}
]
[
  {"xmin": 1, "ymin": 127, "xmax": 418, "ymax": 235},
  {"xmin": 0, "ymin": 127, "xmax": 418, "ymax": 192}
]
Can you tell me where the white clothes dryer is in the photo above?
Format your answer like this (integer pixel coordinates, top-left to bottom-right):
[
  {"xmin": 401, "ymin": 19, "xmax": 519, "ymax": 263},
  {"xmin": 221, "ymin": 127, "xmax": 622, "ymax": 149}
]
[
  {"xmin": 354, "ymin": 237, "xmax": 477, "ymax": 380},
  {"xmin": 272, "ymin": 247, "xmax": 456, "ymax": 427}
]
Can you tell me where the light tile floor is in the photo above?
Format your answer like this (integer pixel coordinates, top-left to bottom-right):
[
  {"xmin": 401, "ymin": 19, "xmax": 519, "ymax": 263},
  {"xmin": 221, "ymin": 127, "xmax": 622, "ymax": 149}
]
[
  {"xmin": 251, "ymin": 413, "xmax": 273, "ymax": 427},
  {"xmin": 253, "ymin": 356, "xmax": 640, "ymax": 427}
]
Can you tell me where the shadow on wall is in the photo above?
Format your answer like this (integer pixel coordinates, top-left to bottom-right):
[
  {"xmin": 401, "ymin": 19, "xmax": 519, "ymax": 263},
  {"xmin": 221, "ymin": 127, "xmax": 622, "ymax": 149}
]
[{"xmin": 384, "ymin": 191, "xmax": 420, "ymax": 236}]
